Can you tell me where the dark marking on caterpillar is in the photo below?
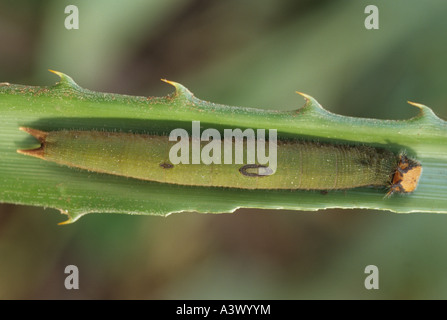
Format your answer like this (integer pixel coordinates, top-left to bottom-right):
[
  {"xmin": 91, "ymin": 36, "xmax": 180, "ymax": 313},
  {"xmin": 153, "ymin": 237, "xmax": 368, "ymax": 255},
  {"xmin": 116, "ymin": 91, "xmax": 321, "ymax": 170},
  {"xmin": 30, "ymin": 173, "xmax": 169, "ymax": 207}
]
[
  {"xmin": 160, "ymin": 162, "xmax": 174, "ymax": 169},
  {"xmin": 239, "ymin": 164, "xmax": 274, "ymax": 177},
  {"xmin": 358, "ymin": 158, "xmax": 372, "ymax": 167}
]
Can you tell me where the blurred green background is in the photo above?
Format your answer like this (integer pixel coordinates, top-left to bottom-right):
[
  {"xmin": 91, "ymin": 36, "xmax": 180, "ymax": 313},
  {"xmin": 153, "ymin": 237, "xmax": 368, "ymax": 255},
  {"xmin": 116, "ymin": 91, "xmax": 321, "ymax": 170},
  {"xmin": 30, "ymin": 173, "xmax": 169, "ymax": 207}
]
[{"xmin": 1, "ymin": 0, "xmax": 447, "ymax": 299}]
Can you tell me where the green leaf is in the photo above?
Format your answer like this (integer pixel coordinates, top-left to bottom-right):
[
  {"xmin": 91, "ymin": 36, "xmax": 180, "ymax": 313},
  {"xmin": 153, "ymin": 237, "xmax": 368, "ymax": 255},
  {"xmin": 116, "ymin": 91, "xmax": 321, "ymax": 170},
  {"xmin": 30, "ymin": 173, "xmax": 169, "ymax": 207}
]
[{"xmin": 1, "ymin": 71, "xmax": 446, "ymax": 223}]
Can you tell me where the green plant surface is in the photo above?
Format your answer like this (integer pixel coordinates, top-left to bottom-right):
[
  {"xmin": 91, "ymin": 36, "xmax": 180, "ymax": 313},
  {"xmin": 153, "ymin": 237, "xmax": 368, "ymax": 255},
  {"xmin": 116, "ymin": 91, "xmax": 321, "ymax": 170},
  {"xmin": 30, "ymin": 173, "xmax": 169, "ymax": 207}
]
[{"xmin": 1, "ymin": 71, "xmax": 446, "ymax": 223}]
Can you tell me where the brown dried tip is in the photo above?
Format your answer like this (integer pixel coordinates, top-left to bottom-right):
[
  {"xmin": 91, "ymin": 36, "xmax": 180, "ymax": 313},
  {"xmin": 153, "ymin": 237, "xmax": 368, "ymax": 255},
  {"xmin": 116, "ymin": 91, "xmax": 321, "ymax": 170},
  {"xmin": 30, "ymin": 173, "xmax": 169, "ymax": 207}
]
[{"xmin": 17, "ymin": 127, "xmax": 48, "ymax": 159}]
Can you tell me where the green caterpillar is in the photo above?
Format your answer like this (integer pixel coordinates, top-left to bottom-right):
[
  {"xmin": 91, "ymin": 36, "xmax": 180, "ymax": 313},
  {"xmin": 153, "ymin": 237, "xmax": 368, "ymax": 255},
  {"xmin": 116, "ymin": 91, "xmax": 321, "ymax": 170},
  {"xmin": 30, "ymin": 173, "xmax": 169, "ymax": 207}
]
[{"xmin": 17, "ymin": 127, "xmax": 422, "ymax": 195}]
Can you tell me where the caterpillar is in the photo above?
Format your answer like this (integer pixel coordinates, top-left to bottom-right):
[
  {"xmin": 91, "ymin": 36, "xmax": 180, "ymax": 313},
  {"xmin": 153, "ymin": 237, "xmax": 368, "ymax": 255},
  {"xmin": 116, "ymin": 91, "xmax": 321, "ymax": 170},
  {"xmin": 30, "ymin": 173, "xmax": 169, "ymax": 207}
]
[{"xmin": 17, "ymin": 127, "xmax": 422, "ymax": 196}]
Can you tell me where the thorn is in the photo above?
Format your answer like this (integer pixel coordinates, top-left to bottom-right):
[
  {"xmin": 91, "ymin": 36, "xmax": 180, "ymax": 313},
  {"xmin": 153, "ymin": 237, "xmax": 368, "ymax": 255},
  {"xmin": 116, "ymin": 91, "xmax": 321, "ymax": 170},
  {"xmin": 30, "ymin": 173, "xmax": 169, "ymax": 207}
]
[
  {"xmin": 57, "ymin": 219, "xmax": 72, "ymax": 226},
  {"xmin": 407, "ymin": 101, "xmax": 426, "ymax": 110},
  {"xmin": 57, "ymin": 209, "xmax": 84, "ymax": 225},
  {"xmin": 160, "ymin": 79, "xmax": 194, "ymax": 100},
  {"xmin": 57, "ymin": 209, "xmax": 73, "ymax": 225},
  {"xmin": 160, "ymin": 79, "xmax": 177, "ymax": 87},
  {"xmin": 295, "ymin": 91, "xmax": 312, "ymax": 101},
  {"xmin": 294, "ymin": 91, "xmax": 327, "ymax": 113},
  {"xmin": 406, "ymin": 100, "xmax": 441, "ymax": 121},
  {"xmin": 48, "ymin": 69, "xmax": 64, "ymax": 78},
  {"xmin": 48, "ymin": 69, "xmax": 81, "ymax": 90}
]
